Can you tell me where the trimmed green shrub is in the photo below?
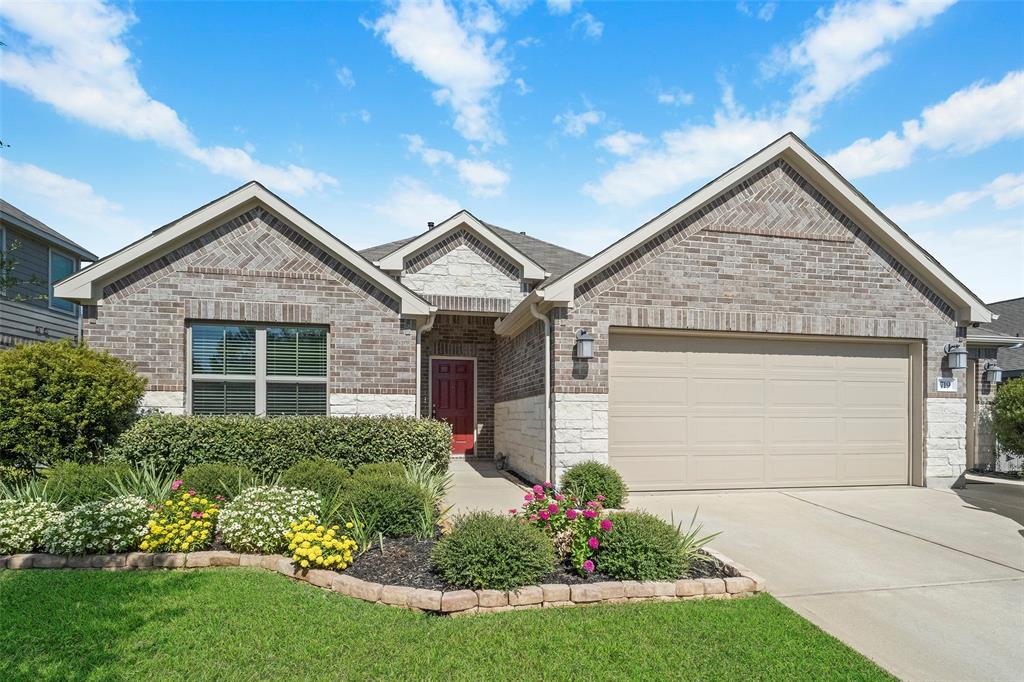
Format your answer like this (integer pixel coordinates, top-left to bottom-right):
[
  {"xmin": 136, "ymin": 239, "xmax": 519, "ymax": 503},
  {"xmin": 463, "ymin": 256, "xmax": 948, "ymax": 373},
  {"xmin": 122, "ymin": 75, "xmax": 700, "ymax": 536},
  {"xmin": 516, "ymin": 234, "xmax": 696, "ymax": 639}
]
[
  {"xmin": 596, "ymin": 512, "xmax": 691, "ymax": 581},
  {"xmin": 431, "ymin": 512, "xmax": 555, "ymax": 590},
  {"xmin": 0, "ymin": 340, "xmax": 146, "ymax": 467},
  {"xmin": 561, "ymin": 461, "xmax": 628, "ymax": 507},
  {"xmin": 46, "ymin": 461, "xmax": 130, "ymax": 509},
  {"xmin": 340, "ymin": 476, "xmax": 432, "ymax": 539},
  {"xmin": 107, "ymin": 415, "xmax": 451, "ymax": 476},
  {"xmin": 280, "ymin": 459, "xmax": 350, "ymax": 498},
  {"xmin": 179, "ymin": 463, "xmax": 255, "ymax": 500},
  {"xmin": 993, "ymin": 378, "xmax": 1024, "ymax": 455},
  {"xmin": 351, "ymin": 462, "xmax": 405, "ymax": 480},
  {"xmin": 43, "ymin": 496, "xmax": 149, "ymax": 555}
]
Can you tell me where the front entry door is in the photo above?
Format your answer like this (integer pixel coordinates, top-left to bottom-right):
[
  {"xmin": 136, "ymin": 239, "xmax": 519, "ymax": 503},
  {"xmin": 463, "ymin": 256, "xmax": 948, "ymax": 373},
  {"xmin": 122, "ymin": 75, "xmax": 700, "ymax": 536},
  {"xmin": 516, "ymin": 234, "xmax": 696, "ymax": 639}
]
[{"xmin": 431, "ymin": 358, "xmax": 475, "ymax": 455}]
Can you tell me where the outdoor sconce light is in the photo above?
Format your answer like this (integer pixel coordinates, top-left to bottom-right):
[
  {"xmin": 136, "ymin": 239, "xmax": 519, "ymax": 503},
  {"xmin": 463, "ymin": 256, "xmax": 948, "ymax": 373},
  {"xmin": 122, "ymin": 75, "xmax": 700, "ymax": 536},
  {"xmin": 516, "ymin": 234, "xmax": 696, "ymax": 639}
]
[
  {"xmin": 984, "ymin": 362, "xmax": 1003, "ymax": 384},
  {"xmin": 575, "ymin": 329, "xmax": 595, "ymax": 359},
  {"xmin": 944, "ymin": 343, "xmax": 967, "ymax": 370}
]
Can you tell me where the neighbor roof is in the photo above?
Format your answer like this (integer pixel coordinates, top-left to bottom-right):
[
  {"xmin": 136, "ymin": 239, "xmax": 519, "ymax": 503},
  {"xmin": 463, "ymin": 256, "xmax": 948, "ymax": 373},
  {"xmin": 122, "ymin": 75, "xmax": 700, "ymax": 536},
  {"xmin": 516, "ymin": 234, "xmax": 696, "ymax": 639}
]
[
  {"xmin": 1, "ymin": 199, "xmax": 98, "ymax": 261},
  {"xmin": 53, "ymin": 182, "xmax": 433, "ymax": 316},
  {"xmin": 977, "ymin": 297, "xmax": 1024, "ymax": 373},
  {"xmin": 361, "ymin": 222, "xmax": 588, "ymax": 281}
]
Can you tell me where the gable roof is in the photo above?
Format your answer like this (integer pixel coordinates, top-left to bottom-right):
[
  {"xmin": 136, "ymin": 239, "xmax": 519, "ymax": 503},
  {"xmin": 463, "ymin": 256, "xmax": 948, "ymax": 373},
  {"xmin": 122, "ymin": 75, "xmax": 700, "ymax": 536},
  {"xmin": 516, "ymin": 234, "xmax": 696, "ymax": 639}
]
[
  {"xmin": 370, "ymin": 210, "xmax": 549, "ymax": 280},
  {"xmin": 53, "ymin": 182, "xmax": 434, "ymax": 316},
  {"xmin": 361, "ymin": 223, "xmax": 588, "ymax": 281},
  {"xmin": 972, "ymin": 297, "xmax": 1024, "ymax": 371},
  {"xmin": 1, "ymin": 199, "xmax": 98, "ymax": 261}
]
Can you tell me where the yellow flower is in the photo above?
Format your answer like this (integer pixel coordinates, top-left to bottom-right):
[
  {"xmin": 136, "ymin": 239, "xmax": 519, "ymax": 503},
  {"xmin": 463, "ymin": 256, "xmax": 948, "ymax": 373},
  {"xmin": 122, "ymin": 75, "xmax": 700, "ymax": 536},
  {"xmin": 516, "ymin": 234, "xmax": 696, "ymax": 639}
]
[
  {"xmin": 345, "ymin": 522, "xmax": 354, "ymax": 529},
  {"xmin": 300, "ymin": 560, "xmax": 309, "ymax": 568}
]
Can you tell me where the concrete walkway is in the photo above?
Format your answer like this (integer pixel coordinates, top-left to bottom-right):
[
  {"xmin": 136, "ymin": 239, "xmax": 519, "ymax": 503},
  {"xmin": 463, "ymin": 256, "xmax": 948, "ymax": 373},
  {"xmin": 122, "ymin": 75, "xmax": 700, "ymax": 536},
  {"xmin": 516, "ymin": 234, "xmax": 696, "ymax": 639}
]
[
  {"xmin": 444, "ymin": 458, "xmax": 526, "ymax": 516},
  {"xmin": 446, "ymin": 465, "xmax": 1024, "ymax": 681}
]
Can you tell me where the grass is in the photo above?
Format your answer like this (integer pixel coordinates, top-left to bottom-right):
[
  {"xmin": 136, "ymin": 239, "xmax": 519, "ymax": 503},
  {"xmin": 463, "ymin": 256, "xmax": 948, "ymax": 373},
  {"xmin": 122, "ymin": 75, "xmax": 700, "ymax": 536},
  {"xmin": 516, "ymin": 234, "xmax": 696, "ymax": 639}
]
[{"xmin": 0, "ymin": 568, "xmax": 893, "ymax": 681}]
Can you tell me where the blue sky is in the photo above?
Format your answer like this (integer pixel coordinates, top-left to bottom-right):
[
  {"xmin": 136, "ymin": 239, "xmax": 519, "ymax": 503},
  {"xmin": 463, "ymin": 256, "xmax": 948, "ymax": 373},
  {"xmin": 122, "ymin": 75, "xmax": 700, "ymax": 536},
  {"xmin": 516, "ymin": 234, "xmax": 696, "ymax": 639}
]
[{"xmin": 1, "ymin": 0, "xmax": 1021, "ymax": 301}]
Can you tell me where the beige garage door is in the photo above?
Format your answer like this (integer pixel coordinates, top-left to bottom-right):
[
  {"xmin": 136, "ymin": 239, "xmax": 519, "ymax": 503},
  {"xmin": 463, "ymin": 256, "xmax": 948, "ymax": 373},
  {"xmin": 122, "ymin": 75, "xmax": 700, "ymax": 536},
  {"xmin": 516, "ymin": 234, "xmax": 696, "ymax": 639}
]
[{"xmin": 609, "ymin": 333, "xmax": 910, "ymax": 490}]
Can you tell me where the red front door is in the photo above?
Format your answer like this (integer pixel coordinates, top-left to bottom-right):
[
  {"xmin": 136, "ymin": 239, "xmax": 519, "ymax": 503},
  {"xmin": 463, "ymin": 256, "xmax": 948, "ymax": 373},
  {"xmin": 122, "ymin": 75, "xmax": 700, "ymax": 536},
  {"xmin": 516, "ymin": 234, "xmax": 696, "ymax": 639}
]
[{"xmin": 431, "ymin": 358, "xmax": 475, "ymax": 455}]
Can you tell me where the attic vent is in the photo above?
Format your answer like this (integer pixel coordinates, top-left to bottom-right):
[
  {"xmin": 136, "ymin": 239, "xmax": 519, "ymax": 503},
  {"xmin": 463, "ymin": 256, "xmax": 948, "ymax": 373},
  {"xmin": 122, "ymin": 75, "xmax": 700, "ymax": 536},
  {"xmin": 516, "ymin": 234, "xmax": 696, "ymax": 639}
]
[
  {"xmin": 519, "ymin": 231, "xmax": 526, "ymax": 235},
  {"xmin": 427, "ymin": 221, "xmax": 435, "ymax": 229}
]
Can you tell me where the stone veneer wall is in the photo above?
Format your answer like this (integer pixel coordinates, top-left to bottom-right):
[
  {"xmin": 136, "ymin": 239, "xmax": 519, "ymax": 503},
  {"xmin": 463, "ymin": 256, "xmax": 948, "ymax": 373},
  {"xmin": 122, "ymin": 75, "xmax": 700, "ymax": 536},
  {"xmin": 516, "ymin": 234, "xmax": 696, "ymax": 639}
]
[
  {"xmin": 330, "ymin": 393, "xmax": 416, "ymax": 417},
  {"xmin": 494, "ymin": 319, "xmax": 548, "ymax": 480},
  {"xmin": 551, "ymin": 393, "xmax": 609, "ymax": 482},
  {"xmin": 84, "ymin": 208, "xmax": 417, "ymax": 414},
  {"xmin": 421, "ymin": 314, "xmax": 496, "ymax": 457},
  {"xmin": 550, "ymin": 159, "xmax": 963, "ymax": 483},
  {"xmin": 970, "ymin": 351, "xmax": 1007, "ymax": 472}
]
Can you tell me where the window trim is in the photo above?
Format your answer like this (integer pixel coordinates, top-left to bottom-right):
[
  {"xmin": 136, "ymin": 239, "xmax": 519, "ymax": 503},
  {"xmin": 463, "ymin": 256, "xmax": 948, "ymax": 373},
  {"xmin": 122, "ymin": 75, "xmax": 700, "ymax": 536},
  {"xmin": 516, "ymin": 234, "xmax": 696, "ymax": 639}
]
[
  {"xmin": 48, "ymin": 247, "xmax": 78, "ymax": 315},
  {"xmin": 186, "ymin": 322, "xmax": 329, "ymax": 416}
]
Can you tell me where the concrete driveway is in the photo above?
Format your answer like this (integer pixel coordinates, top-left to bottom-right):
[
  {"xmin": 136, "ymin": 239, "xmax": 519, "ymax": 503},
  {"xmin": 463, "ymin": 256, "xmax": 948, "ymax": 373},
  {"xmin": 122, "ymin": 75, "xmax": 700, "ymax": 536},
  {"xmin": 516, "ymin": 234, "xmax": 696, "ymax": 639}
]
[
  {"xmin": 629, "ymin": 482, "xmax": 1024, "ymax": 682},
  {"xmin": 447, "ymin": 462, "xmax": 1024, "ymax": 681}
]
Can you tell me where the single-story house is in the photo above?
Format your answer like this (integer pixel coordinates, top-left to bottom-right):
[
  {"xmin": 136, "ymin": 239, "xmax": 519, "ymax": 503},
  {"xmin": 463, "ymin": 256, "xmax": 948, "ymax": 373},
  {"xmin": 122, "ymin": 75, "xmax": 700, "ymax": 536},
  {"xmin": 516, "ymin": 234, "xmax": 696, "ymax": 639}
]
[
  {"xmin": 1, "ymin": 200, "xmax": 98, "ymax": 348},
  {"xmin": 55, "ymin": 133, "xmax": 1014, "ymax": 489}
]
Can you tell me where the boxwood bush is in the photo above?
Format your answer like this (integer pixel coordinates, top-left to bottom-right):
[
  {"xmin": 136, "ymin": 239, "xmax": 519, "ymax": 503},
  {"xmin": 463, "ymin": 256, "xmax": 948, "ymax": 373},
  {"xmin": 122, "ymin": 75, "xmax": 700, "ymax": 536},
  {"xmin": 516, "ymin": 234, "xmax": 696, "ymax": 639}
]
[
  {"xmin": 561, "ymin": 461, "xmax": 628, "ymax": 508},
  {"xmin": 107, "ymin": 415, "xmax": 451, "ymax": 476},
  {"xmin": 993, "ymin": 378, "xmax": 1024, "ymax": 456},
  {"xmin": 596, "ymin": 511, "xmax": 690, "ymax": 581},
  {"xmin": 340, "ymin": 476, "xmax": 432, "ymax": 539},
  {"xmin": 431, "ymin": 512, "xmax": 555, "ymax": 590},
  {"xmin": 46, "ymin": 461, "xmax": 130, "ymax": 510},
  {"xmin": 351, "ymin": 462, "xmax": 405, "ymax": 480},
  {"xmin": 280, "ymin": 459, "xmax": 350, "ymax": 498},
  {"xmin": 179, "ymin": 462, "xmax": 256, "ymax": 500}
]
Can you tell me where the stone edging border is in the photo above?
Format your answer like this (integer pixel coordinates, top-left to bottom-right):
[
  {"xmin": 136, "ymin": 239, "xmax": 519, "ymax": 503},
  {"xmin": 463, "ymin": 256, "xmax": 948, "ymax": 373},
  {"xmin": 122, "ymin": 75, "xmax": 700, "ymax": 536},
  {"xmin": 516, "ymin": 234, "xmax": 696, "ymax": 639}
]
[{"xmin": 0, "ymin": 546, "xmax": 766, "ymax": 616}]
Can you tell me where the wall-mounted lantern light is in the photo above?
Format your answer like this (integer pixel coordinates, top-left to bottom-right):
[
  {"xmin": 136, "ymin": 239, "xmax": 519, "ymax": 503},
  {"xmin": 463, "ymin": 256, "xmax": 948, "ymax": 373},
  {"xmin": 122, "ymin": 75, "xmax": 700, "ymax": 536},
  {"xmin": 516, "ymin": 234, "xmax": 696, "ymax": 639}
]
[
  {"xmin": 575, "ymin": 329, "xmax": 595, "ymax": 359},
  {"xmin": 944, "ymin": 343, "xmax": 967, "ymax": 370},
  {"xmin": 984, "ymin": 362, "xmax": 1003, "ymax": 384}
]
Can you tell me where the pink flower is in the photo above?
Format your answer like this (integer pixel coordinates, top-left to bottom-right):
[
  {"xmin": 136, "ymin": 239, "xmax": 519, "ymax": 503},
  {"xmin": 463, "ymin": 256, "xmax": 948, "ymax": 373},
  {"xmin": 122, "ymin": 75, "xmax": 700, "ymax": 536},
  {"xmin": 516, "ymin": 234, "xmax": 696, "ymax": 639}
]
[
  {"xmin": 547, "ymin": 503, "xmax": 559, "ymax": 514},
  {"xmin": 600, "ymin": 519, "xmax": 613, "ymax": 532},
  {"xmin": 530, "ymin": 514, "xmax": 539, "ymax": 522},
  {"xmin": 533, "ymin": 484, "xmax": 544, "ymax": 494},
  {"xmin": 583, "ymin": 509, "xmax": 598, "ymax": 519},
  {"xmin": 539, "ymin": 510, "xmax": 550, "ymax": 521},
  {"xmin": 171, "ymin": 480, "xmax": 182, "ymax": 491},
  {"xmin": 588, "ymin": 536, "xmax": 599, "ymax": 550},
  {"xmin": 586, "ymin": 500, "xmax": 599, "ymax": 508},
  {"xmin": 524, "ymin": 493, "xmax": 534, "ymax": 502},
  {"xmin": 543, "ymin": 481, "xmax": 553, "ymax": 488},
  {"xmin": 508, "ymin": 508, "xmax": 517, "ymax": 515},
  {"xmin": 596, "ymin": 495, "xmax": 606, "ymax": 501},
  {"xmin": 582, "ymin": 560, "xmax": 595, "ymax": 573},
  {"xmin": 555, "ymin": 494, "xmax": 565, "ymax": 502},
  {"xmin": 188, "ymin": 489, "xmax": 196, "ymax": 496},
  {"xmin": 565, "ymin": 509, "xmax": 578, "ymax": 520}
]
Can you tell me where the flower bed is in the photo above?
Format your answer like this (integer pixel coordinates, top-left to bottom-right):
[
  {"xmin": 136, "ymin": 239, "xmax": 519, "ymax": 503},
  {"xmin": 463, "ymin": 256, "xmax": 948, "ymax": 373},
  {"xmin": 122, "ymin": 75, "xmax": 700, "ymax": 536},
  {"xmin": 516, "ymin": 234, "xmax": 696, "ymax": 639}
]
[{"xmin": 0, "ymin": 547, "xmax": 765, "ymax": 615}]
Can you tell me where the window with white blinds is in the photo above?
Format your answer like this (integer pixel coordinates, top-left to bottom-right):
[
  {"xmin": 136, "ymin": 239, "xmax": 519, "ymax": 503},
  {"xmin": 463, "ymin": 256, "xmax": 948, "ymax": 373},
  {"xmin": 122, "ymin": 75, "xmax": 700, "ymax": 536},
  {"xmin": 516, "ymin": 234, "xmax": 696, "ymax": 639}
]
[{"xmin": 189, "ymin": 323, "xmax": 327, "ymax": 416}]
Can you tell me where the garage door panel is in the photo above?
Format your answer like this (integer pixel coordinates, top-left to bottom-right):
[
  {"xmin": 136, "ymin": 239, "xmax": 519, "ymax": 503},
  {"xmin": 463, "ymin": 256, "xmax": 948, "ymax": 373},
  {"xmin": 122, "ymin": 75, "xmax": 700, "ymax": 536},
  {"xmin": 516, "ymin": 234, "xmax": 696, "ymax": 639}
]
[{"xmin": 610, "ymin": 333, "xmax": 910, "ymax": 490}]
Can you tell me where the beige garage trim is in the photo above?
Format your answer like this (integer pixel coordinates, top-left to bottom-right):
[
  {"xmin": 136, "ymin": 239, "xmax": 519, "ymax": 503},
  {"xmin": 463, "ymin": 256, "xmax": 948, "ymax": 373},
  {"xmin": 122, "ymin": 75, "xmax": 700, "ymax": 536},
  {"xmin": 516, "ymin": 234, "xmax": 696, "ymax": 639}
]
[{"xmin": 609, "ymin": 331, "xmax": 916, "ymax": 491}]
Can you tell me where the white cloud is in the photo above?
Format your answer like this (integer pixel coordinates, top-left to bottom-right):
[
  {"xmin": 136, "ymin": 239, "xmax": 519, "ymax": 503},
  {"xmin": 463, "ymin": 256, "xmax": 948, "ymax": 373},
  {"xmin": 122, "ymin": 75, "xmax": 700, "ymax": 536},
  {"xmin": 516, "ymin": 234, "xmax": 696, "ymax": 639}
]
[
  {"xmin": 598, "ymin": 131, "xmax": 649, "ymax": 157},
  {"xmin": 572, "ymin": 12, "xmax": 604, "ymax": 40},
  {"xmin": 584, "ymin": 0, "xmax": 956, "ymax": 206},
  {"xmin": 371, "ymin": 0, "xmax": 508, "ymax": 145},
  {"xmin": 885, "ymin": 173, "xmax": 1024, "ymax": 224},
  {"xmin": 513, "ymin": 77, "xmax": 531, "ymax": 95},
  {"xmin": 373, "ymin": 177, "xmax": 461, "ymax": 232},
  {"xmin": 335, "ymin": 66, "xmax": 356, "ymax": 88},
  {"xmin": 0, "ymin": 0, "xmax": 336, "ymax": 195},
  {"xmin": 829, "ymin": 70, "xmax": 1024, "ymax": 178},
  {"xmin": 547, "ymin": 0, "xmax": 579, "ymax": 15},
  {"xmin": 0, "ymin": 158, "xmax": 142, "ymax": 255},
  {"xmin": 656, "ymin": 88, "xmax": 695, "ymax": 107},
  {"xmin": 737, "ymin": 2, "xmax": 777, "ymax": 21},
  {"xmin": 775, "ymin": 0, "xmax": 956, "ymax": 119},
  {"xmin": 404, "ymin": 134, "xmax": 509, "ymax": 197},
  {"xmin": 456, "ymin": 159, "xmax": 510, "ymax": 197},
  {"xmin": 555, "ymin": 108, "xmax": 605, "ymax": 137},
  {"xmin": 339, "ymin": 109, "xmax": 372, "ymax": 124},
  {"xmin": 910, "ymin": 222, "xmax": 1024, "ymax": 302}
]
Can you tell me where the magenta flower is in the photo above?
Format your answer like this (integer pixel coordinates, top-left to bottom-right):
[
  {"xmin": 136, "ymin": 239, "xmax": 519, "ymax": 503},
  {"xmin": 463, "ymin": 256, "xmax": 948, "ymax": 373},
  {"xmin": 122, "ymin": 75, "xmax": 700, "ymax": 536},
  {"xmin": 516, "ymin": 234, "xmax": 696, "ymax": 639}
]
[
  {"xmin": 539, "ymin": 510, "xmax": 550, "ymax": 521},
  {"xmin": 530, "ymin": 514, "xmax": 539, "ymax": 521},
  {"xmin": 588, "ymin": 536, "xmax": 600, "ymax": 550},
  {"xmin": 547, "ymin": 503, "xmax": 559, "ymax": 514},
  {"xmin": 600, "ymin": 519, "xmax": 613, "ymax": 532},
  {"xmin": 171, "ymin": 480, "xmax": 182, "ymax": 491},
  {"xmin": 565, "ymin": 509, "xmax": 578, "ymax": 520},
  {"xmin": 508, "ymin": 508, "xmax": 517, "ymax": 515},
  {"xmin": 555, "ymin": 494, "xmax": 565, "ymax": 502},
  {"xmin": 583, "ymin": 509, "xmax": 598, "ymax": 519},
  {"xmin": 586, "ymin": 500, "xmax": 599, "ymax": 508},
  {"xmin": 596, "ymin": 495, "xmax": 606, "ymax": 501},
  {"xmin": 524, "ymin": 493, "xmax": 534, "ymax": 502},
  {"xmin": 582, "ymin": 560, "xmax": 595, "ymax": 573},
  {"xmin": 533, "ymin": 484, "xmax": 544, "ymax": 494},
  {"xmin": 543, "ymin": 481, "xmax": 553, "ymax": 488}
]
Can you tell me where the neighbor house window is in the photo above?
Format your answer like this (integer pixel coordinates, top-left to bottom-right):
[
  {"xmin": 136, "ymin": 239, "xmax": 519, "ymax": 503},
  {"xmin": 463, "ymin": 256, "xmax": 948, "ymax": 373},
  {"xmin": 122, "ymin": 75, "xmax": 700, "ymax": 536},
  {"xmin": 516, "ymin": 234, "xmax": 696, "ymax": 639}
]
[
  {"xmin": 49, "ymin": 250, "xmax": 76, "ymax": 313},
  {"xmin": 188, "ymin": 323, "xmax": 327, "ymax": 416}
]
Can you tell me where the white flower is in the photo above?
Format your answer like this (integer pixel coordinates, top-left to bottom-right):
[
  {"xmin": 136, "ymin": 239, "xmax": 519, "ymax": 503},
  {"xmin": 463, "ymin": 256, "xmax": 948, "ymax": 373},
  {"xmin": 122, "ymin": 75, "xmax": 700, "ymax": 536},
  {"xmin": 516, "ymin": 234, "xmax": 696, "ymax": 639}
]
[{"xmin": 217, "ymin": 486, "xmax": 320, "ymax": 553}]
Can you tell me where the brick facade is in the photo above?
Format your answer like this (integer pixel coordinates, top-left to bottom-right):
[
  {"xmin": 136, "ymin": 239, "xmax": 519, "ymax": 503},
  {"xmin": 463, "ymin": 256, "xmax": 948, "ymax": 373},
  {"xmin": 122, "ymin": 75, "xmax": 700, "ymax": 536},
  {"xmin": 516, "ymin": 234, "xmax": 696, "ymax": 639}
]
[
  {"xmin": 84, "ymin": 208, "xmax": 416, "ymax": 411},
  {"xmin": 495, "ymin": 319, "xmax": 546, "ymax": 403}
]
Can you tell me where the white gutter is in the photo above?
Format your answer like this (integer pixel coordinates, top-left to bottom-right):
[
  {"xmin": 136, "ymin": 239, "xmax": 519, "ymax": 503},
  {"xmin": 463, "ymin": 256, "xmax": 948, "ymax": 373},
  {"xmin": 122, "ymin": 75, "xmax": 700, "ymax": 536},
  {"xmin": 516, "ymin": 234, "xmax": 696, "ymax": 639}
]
[
  {"xmin": 415, "ymin": 312, "xmax": 437, "ymax": 417},
  {"xmin": 528, "ymin": 303, "xmax": 553, "ymax": 485}
]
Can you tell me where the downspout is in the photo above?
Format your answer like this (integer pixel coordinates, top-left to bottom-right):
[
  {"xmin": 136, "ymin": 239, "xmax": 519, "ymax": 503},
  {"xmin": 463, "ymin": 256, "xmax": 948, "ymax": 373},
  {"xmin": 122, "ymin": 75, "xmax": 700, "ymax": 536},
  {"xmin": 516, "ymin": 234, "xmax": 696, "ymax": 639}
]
[
  {"xmin": 415, "ymin": 312, "xmax": 437, "ymax": 417},
  {"xmin": 528, "ymin": 303, "xmax": 553, "ymax": 485}
]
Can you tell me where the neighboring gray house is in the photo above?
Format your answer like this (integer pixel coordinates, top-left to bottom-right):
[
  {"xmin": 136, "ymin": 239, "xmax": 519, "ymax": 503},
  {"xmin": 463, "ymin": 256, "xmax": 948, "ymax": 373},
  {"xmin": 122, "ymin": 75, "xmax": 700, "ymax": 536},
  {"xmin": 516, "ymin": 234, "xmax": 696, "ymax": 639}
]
[
  {"xmin": 55, "ymin": 134, "xmax": 1013, "ymax": 489},
  {"xmin": 1, "ymin": 200, "xmax": 97, "ymax": 348}
]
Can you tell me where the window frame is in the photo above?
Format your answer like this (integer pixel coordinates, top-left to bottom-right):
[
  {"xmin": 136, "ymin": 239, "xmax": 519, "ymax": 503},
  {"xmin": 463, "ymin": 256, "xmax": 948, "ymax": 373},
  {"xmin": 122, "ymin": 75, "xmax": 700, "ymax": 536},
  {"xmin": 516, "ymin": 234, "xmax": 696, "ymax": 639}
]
[
  {"xmin": 48, "ymin": 247, "xmax": 78, "ymax": 315},
  {"xmin": 185, "ymin": 322, "xmax": 329, "ymax": 416}
]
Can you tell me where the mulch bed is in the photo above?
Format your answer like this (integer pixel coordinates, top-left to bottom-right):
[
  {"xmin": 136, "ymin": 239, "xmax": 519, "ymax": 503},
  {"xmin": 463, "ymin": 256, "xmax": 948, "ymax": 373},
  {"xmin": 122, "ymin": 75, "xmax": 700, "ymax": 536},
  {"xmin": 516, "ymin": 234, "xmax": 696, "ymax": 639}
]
[{"xmin": 345, "ymin": 539, "xmax": 732, "ymax": 590}]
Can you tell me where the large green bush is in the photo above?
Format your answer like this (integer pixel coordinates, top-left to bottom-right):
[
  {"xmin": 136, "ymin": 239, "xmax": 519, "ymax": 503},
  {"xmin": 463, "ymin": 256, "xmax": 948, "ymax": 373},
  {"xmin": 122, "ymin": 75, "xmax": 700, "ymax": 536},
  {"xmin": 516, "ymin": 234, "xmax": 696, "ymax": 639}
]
[
  {"xmin": 993, "ymin": 378, "xmax": 1024, "ymax": 455},
  {"xmin": 340, "ymin": 476, "xmax": 432, "ymax": 539},
  {"xmin": 351, "ymin": 462, "xmax": 405, "ymax": 480},
  {"xmin": 107, "ymin": 415, "xmax": 451, "ymax": 476},
  {"xmin": 561, "ymin": 461, "xmax": 628, "ymax": 508},
  {"xmin": 431, "ymin": 512, "xmax": 555, "ymax": 590},
  {"xmin": 179, "ymin": 462, "xmax": 255, "ymax": 500},
  {"xmin": 0, "ymin": 340, "xmax": 146, "ymax": 467},
  {"xmin": 596, "ymin": 512, "xmax": 690, "ymax": 581},
  {"xmin": 279, "ymin": 459, "xmax": 350, "ymax": 498},
  {"xmin": 46, "ymin": 461, "xmax": 130, "ymax": 509}
]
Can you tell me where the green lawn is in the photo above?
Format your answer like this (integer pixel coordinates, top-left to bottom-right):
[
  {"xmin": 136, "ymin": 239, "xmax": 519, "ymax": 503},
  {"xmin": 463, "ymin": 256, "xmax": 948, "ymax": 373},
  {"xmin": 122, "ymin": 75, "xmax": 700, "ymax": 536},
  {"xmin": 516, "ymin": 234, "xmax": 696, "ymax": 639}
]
[{"xmin": 1, "ymin": 568, "xmax": 892, "ymax": 681}]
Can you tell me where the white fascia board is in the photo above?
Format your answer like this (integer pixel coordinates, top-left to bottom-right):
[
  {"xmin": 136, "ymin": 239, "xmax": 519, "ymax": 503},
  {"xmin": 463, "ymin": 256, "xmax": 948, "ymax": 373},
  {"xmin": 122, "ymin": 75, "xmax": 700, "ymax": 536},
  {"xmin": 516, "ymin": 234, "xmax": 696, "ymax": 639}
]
[
  {"xmin": 494, "ymin": 290, "xmax": 558, "ymax": 336},
  {"xmin": 539, "ymin": 133, "xmax": 992, "ymax": 324},
  {"xmin": 54, "ymin": 182, "xmax": 434, "ymax": 316},
  {"xmin": 376, "ymin": 210, "xmax": 548, "ymax": 280}
]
